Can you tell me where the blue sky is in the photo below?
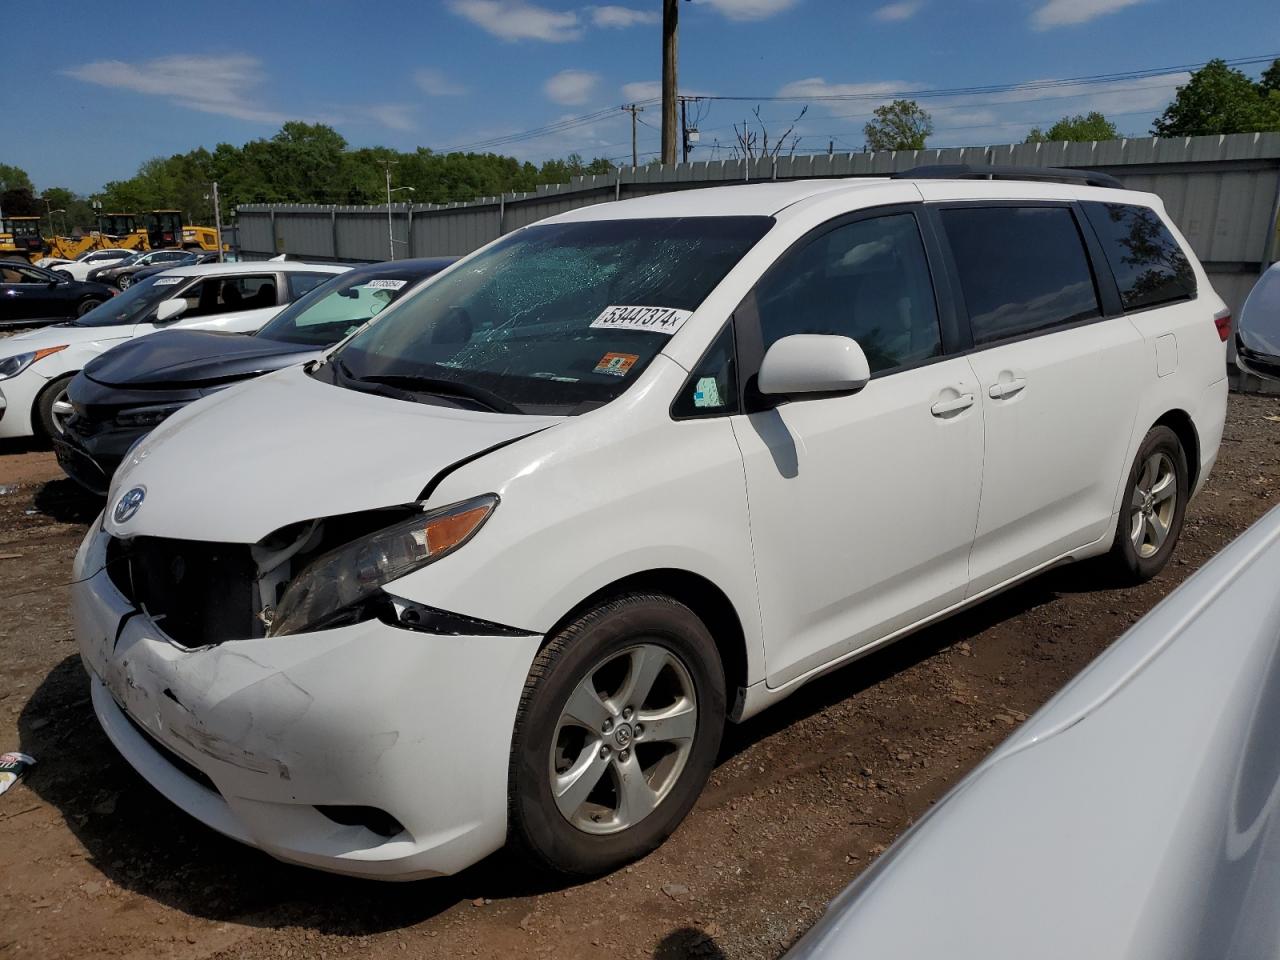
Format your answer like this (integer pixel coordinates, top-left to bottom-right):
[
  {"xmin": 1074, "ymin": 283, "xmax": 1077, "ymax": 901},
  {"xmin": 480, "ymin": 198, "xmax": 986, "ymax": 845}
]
[{"xmin": 8, "ymin": 0, "xmax": 1279, "ymax": 194}]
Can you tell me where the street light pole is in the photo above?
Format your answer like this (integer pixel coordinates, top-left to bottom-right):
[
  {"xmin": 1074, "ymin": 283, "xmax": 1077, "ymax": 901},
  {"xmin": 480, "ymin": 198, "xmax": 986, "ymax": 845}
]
[{"xmin": 211, "ymin": 181, "xmax": 224, "ymax": 262}]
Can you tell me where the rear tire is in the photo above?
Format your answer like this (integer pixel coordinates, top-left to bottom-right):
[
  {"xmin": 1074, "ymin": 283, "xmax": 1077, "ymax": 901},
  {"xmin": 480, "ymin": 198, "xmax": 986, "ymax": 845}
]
[
  {"xmin": 76, "ymin": 298, "xmax": 103, "ymax": 316},
  {"xmin": 35, "ymin": 374, "xmax": 76, "ymax": 440},
  {"xmin": 508, "ymin": 593, "xmax": 725, "ymax": 876},
  {"xmin": 1102, "ymin": 425, "xmax": 1188, "ymax": 584}
]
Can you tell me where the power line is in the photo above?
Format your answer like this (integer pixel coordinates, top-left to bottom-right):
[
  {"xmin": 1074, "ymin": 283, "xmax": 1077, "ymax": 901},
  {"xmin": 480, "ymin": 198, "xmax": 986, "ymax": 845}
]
[{"xmin": 437, "ymin": 53, "xmax": 1276, "ymax": 156}]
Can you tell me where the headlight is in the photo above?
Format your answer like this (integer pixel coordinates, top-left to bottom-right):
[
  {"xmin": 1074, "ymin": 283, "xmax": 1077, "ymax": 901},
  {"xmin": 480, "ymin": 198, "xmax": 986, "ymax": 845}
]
[
  {"xmin": 114, "ymin": 402, "xmax": 186, "ymax": 428},
  {"xmin": 268, "ymin": 494, "xmax": 498, "ymax": 637},
  {"xmin": 0, "ymin": 345, "xmax": 68, "ymax": 381}
]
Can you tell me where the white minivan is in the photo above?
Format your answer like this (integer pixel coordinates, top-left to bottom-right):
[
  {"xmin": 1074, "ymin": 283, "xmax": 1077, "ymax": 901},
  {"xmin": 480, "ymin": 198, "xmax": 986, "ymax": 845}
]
[{"xmin": 72, "ymin": 169, "xmax": 1229, "ymax": 880}]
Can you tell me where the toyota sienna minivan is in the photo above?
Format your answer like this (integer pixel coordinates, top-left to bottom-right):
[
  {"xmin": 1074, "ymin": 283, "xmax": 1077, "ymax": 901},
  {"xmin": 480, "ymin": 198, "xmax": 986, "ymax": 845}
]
[{"xmin": 72, "ymin": 168, "xmax": 1229, "ymax": 880}]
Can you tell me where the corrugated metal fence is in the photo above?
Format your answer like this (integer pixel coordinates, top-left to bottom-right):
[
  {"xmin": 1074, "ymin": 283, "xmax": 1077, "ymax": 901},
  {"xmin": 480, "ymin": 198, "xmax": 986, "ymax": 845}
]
[{"xmin": 236, "ymin": 132, "xmax": 1280, "ymax": 362}]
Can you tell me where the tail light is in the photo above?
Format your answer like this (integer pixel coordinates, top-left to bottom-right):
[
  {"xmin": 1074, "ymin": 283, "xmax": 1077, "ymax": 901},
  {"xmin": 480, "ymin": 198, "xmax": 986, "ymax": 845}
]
[{"xmin": 1213, "ymin": 309, "xmax": 1231, "ymax": 342}]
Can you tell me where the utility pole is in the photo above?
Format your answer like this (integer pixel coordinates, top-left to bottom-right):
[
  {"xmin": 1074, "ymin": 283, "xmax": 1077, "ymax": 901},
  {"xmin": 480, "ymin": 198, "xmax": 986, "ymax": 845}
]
[
  {"xmin": 621, "ymin": 104, "xmax": 644, "ymax": 167},
  {"xmin": 680, "ymin": 98, "xmax": 690, "ymax": 163},
  {"xmin": 211, "ymin": 181, "xmax": 224, "ymax": 262},
  {"xmin": 661, "ymin": 0, "xmax": 679, "ymax": 165}
]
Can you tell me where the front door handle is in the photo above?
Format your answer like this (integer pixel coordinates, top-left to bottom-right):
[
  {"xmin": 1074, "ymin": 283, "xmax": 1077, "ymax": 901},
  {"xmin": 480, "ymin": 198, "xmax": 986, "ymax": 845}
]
[
  {"xmin": 931, "ymin": 393, "xmax": 975, "ymax": 417},
  {"xmin": 988, "ymin": 377, "xmax": 1027, "ymax": 400}
]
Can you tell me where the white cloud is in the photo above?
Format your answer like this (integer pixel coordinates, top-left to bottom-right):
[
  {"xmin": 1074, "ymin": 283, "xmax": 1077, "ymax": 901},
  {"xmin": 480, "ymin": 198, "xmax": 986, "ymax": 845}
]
[
  {"xmin": 1031, "ymin": 0, "xmax": 1145, "ymax": 29},
  {"xmin": 414, "ymin": 68, "xmax": 467, "ymax": 96},
  {"xmin": 63, "ymin": 54, "xmax": 291, "ymax": 124},
  {"xmin": 447, "ymin": 0, "xmax": 582, "ymax": 41},
  {"xmin": 620, "ymin": 80, "xmax": 714, "ymax": 102},
  {"xmin": 545, "ymin": 69, "xmax": 600, "ymax": 105},
  {"xmin": 699, "ymin": 0, "xmax": 799, "ymax": 21},
  {"xmin": 622, "ymin": 81, "xmax": 661, "ymax": 102},
  {"xmin": 367, "ymin": 104, "xmax": 416, "ymax": 131},
  {"xmin": 873, "ymin": 1, "xmax": 922, "ymax": 21},
  {"xmin": 590, "ymin": 5, "xmax": 659, "ymax": 27},
  {"xmin": 777, "ymin": 77, "xmax": 921, "ymax": 113}
]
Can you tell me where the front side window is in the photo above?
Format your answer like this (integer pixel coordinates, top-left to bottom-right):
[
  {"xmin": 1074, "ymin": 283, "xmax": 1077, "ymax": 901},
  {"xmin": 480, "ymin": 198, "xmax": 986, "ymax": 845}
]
[
  {"xmin": 1082, "ymin": 201, "xmax": 1196, "ymax": 311},
  {"xmin": 1, "ymin": 264, "xmax": 50, "ymax": 284},
  {"xmin": 288, "ymin": 272, "xmax": 335, "ymax": 300},
  {"xmin": 329, "ymin": 216, "xmax": 773, "ymax": 415},
  {"xmin": 941, "ymin": 206, "xmax": 1101, "ymax": 345},
  {"xmin": 754, "ymin": 212, "xmax": 942, "ymax": 374},
  {"xmin": 179, "ymin": 274, "xmax": 279, "ymax": 318}
]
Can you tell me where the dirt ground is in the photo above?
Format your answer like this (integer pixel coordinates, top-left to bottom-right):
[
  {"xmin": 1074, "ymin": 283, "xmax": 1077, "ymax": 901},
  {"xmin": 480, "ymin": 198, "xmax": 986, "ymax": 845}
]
[{"xmin": 0, "ymin": 392, "xmax": 1278, "ymax": 960}]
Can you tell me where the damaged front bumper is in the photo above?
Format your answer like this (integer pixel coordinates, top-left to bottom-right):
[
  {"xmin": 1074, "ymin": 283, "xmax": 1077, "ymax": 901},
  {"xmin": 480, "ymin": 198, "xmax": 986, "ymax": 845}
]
[{"xmin": 72, "ymin": 521, "xmax": 543, "ymax": 880}]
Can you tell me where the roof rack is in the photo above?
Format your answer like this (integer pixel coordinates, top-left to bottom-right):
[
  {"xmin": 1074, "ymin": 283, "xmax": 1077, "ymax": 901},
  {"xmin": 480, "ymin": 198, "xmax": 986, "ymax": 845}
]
[{"xmin": 891, "ymin": 163, "xmax": 1124, "ymax": 190}]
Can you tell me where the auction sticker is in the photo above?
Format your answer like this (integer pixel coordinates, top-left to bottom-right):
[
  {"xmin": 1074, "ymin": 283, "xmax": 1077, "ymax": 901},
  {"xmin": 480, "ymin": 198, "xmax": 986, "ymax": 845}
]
[
  {"xmin": 594, "ymin": 352, "xmax": 639, "ymax": 377},
  {"xmin": 365, "ymin": 278, "xmax": 407, "ymax": 290},
  {"xmin": 154, "ymin": 277, "xmax": 183, "ymax": 286},
  {"xmin": 589, "ymin": 305, "xmax": 692, "ymax": 335}
]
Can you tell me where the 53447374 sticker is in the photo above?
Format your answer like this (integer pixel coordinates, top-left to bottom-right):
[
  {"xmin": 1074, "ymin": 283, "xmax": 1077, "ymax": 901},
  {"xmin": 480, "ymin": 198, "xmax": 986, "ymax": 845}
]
[{"xmin": 589, "ymin": 305, "xmax": 693, "ymax": 335}]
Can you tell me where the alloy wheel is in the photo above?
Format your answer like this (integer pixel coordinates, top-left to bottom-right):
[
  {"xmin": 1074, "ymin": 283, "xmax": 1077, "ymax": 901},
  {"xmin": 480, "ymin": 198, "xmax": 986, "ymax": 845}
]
[
  {"xmin": 1130, "ymin": 451, "xmax": 1177, "ymax": 559},
  {"xmin": 549, "ymin": 643, "xmax": 698, "ymax": 835},
  {"xmin": 49, "ymin": 386, "xmax": 74, "ymax": 436}
]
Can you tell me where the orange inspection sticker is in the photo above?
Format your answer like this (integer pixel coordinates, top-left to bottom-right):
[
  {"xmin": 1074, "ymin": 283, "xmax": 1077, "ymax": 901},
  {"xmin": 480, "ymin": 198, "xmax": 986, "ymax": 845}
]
[{"xmin": 594, "ymin": 352, "xmax": 640, "ymax": 377}]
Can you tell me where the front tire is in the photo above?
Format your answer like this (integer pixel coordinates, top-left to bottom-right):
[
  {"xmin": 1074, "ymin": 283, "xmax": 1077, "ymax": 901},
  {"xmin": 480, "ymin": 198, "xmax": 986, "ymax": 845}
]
[
  {"xmin": 1103, "ymin": 425, "xmax": 1188, "ymax": 583},
  {"xmin": 117, "ymin": 274, "xmax": 132, "ymax": 290},
  {"xmin": 36, "ymin": 374, "xmax": 76, "ymax": 440},
  {"xmin": 508, "ymin": 593, "xmax": 725, "ymax": 876}
]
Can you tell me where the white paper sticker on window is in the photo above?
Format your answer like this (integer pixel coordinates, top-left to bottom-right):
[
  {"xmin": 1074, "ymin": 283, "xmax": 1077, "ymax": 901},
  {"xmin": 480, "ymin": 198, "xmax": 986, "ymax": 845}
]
[
  {"xmin": 589, "ymin": 305, "xmax": 693, "ymax": 335},
  {"xmin": 154, "ymin": 277, "xmax": 183, "ymax": 286},
  {"xmin": 364, "ymin": 278, "xmax": 407, "ymax": 290}
]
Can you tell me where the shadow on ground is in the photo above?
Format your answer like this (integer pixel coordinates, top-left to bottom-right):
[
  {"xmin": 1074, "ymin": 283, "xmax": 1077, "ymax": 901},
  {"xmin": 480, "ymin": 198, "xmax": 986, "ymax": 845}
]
[
  {"xmin": 33, "ymin": 478, "xmax": 104, "ymax": 524},
  {"xmin": 16, "ymin": 558, "xmax": 1112, "ymax": 936}
]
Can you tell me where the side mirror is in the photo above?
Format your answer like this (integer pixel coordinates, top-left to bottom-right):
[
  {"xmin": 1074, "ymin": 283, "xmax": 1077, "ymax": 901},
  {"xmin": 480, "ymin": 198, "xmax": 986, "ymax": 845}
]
[
  {"xmin": 1237, "ymin": 263, "xmax": 1280, "ymax": 381},
  {"xmin": 154, "ymin": 299, "xmax": 188, "ymax": 323},
  {"xmin": 758, "ymin": 334, "xmax": 871, "ymax": 397}
]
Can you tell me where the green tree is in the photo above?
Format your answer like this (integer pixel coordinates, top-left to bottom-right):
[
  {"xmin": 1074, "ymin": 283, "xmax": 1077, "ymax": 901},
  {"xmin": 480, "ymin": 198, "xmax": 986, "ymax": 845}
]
[
  {"xmin": 1026, "ymin": 111, "xmax": 1120, "ymax": 143},
  {"xmin": 1259, "ymin": 58, "xmax": 1280, "ymax": 95},
  {"xmin": 0, "ymin": 163, "xmax": 34, "ymax": 193},
  {"xmin": 864, "ymin": 100, "xmax": 933, "ymax": 151},
  {"xmin": 1152, "ymin": 58, "xmax": 1280, "ymax": 136}
]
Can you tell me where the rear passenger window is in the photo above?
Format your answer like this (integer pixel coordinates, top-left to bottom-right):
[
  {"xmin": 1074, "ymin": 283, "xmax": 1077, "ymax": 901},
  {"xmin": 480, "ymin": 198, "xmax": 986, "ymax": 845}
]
[
  {"xmin": 754, "ymin": 213, "xmax": 942, "ymax": 374},
  {"xmin": 1082, "ymin": 202, "xmax": 1196, "ymax": 311},
  {"xmin": 941, "ymin": 206, "xmax": 1100, "ymax": 345}
]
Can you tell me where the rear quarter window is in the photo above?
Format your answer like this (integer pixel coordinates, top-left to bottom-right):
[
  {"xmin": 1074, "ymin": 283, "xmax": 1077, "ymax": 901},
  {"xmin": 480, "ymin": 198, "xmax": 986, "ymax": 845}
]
[{"xmin": 1082, "ymin": 201, "xmax": 1196, "ymax": 311}]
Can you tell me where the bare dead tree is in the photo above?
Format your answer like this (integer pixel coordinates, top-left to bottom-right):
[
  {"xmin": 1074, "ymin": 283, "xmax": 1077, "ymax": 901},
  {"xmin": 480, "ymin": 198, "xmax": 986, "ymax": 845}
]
[{"xmin": 733, "ymin": 105, "xmax": 809, "ymax": 160}]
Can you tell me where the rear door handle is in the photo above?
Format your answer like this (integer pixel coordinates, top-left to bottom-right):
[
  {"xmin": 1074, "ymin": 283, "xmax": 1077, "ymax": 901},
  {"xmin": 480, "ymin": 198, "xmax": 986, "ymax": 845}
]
[
  {"xmin": 988, "ymin": 378, "xmax": 1027, "ymax": 400},
  {"xmin": 930, "ymin": 393, "xmax": 975, "ymax": 417}
]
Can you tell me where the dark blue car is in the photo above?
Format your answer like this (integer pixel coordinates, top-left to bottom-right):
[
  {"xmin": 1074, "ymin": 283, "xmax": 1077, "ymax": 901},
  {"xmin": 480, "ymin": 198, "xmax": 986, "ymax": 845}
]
[{"xmin": 56, "ymin": 257, "xmax": 456, "ymax": 493}]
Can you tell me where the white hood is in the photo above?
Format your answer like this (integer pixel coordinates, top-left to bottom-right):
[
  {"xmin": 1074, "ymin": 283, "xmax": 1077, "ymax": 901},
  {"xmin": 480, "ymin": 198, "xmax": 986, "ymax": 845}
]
[
  {"xmin": 0, "ymin": 322, "xmax": 133, "ymax": 354},
  {"xmin": 106, "ymin": 364, "xmax": 562, "ymax": 543}
]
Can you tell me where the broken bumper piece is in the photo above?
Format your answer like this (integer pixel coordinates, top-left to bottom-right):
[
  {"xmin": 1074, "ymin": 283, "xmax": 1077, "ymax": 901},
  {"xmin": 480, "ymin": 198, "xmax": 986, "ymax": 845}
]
[{"xmin": 72, "ymin": 522, "xmax": 543, "ymax": 880}]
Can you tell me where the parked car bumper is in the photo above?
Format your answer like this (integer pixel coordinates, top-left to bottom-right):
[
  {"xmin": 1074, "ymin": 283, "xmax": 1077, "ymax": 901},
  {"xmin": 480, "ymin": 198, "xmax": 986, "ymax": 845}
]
[
  {"xmin": 72, "ymin": 522, "xmax": 542, "ymax": 880},
  {"xmin": 0, "ymin": 369, "xmax": 48, "ymax": 439},
  {"xmin": 56, "ymin": 416, "xmax": 143, "ymax": 495}
]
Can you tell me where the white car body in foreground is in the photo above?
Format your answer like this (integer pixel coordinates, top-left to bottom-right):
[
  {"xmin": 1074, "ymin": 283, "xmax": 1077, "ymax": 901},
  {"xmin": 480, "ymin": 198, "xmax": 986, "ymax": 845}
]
[
  {"xmin": 0, "ymin": 261, "xmax": 348, "ymax": 439},
  {"xmin": 786, "ymin": 500, "xmax": 1280, "ymax": 960},
  {"xmin": 72, "ymin": 175, "xmax": 1228, "ymax": 879}
]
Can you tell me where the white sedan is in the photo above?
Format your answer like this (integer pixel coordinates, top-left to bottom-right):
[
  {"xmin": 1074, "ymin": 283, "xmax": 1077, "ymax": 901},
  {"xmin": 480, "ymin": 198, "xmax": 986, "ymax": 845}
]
[
  {"xmin": 41, "ymin": 248, "xmax": 138, "ymax": 282},
  {"xmin": 0, "ymin": 260, "xmax": 348, "ymax": 440}
]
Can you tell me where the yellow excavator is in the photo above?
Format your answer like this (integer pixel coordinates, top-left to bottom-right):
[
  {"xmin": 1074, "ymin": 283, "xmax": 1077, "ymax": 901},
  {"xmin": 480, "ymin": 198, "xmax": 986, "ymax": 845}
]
[
  {"xmin": 0, "ymin": 216, "xmax": 46, "ymax": 261},
  {"xmin": 3, "ymin": 209, "xmax": 223, "ymax": 263}
]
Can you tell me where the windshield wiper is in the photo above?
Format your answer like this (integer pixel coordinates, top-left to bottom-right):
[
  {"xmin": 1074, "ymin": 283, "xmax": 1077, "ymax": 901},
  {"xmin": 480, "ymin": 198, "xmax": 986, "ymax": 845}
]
[{"xmin": 351, "ymin": 372, "xmax": 523, "ymax": 415}]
